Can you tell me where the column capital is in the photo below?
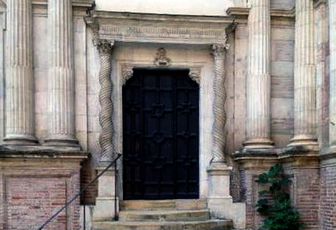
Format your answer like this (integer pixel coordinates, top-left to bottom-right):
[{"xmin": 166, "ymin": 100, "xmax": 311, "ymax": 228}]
[
  {"xmin": 211, "ymin": 42, "xmax": 229, "ymax": 59},
  {"xmin": 94, "ymin": 39, "xmax": 114, "ymax": 55}
]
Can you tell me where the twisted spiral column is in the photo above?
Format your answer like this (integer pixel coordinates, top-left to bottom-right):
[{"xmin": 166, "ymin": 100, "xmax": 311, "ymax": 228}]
[
  {"xmin": 211, "ymin": 44, "xmax": 228, "ymax": 163},
  {"xmin": 4, "ymin": 0, "xmax": 37, "ymax": 145},
  {"xmin": 95, "ymin": 40, "xmax": 114, "ymax": 163}
]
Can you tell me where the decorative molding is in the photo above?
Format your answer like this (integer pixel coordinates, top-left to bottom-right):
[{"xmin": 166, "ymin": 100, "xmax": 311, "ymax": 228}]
[
  {"xmin": 121, "ymin": 64, "xmax": 134, "ymax": 85},
  {"xmin": 86, "ymin": 12, "xmax": 232, "ymax": 45},
  {"xmin": 211, "ymin": 43, "xmax": 228, "ymax": 163},
  {"xmin": 189, "ymin": 67, "xmax": 201, "ymax": 84},
  {"xmin": 120, "ymin": 63, "xmax": 202, "ymax": 86},
  {"xmin": 212, "ymin": 43, "xmax": 229, "ymax": 59},
  {"xmin": 95, "ymin": 39, "xmax": 115, "ymax": 163},
  {"xmin": 226, "ymin": 7, "xmax": 295, "ymax": 20},
  {"xmin": 94, "ymin": 39, "xmax": 114, "ymax": 55},
  {"xmin": 154, "ymin": 48, "xmax": 171, "ymax": 66}
]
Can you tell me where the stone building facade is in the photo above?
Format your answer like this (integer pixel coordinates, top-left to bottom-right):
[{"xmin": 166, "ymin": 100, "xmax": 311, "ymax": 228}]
[{"xmin": 0, "ymin": 0, "xmax": 335, "ymax": 229}]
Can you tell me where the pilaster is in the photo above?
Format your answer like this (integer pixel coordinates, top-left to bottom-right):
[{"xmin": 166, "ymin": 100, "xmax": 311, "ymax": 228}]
[
  {"xmin": 329, "ymin": 0, "xmax": 336, "ymax": 145},
  {"xmin": 4, "ymin": 0, "xmax": 37, "ymax": 145},
  {"xmin": 290, "ymin": 0, "xmax": 317, "ymax": 146},
  {"xmin": 244, "ymin": 0, "xmax": 273, "ymax": 149},
  {"xmin": 45, "ymin": 0, "xmax": 78, "ymax": 147}
]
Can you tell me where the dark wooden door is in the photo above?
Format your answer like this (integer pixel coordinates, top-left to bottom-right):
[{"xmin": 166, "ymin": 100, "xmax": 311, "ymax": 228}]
[{"xmin": 123, "ymin": 69, "xmax": 199, "ymax": 200}]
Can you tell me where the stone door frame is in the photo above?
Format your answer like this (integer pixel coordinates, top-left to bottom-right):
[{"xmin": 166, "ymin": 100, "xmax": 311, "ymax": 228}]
[
  {"xmin": 88, "ymin": 11, "xmax": 236, "ymax": 221},
  {"xmin": 117, "ymin": 61, "xmax": 204, "ymax": 200}
]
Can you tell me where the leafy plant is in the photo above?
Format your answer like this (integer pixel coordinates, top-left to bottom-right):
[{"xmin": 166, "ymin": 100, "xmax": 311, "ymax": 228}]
[{"xmin": 256, "ymin": 164, "xmax": 303, "ymax": 230}]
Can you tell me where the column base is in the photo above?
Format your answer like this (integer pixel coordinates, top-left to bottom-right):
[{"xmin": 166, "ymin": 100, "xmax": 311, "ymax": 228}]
[
  {"xmin": 44, "ymin": 137, "xmax": 80, "ymax": 148},
  {"xmin": 207, "ymin": 162, "xmax": 246, "ymax": 229},
  {"xmin": 288, "ymin": 135, "xmax": 318, "ymax": 147},
  {"xmin": 93, "ymin": 197, "xmax": 119, "ymax": 221},
  {"xmin": 207, "ymin": 162, "xmax": 232, "ymax": 215},
  {"xmin": 4, "ymin": 134, "xmax": 38, "ymax": 146},
  {"xmin": 243, "ymin": 138, "xmax": 274, "ymax": 149},
  {"xmin": 93, "ymin": 167, "xmax": 118, "ymax": 221}
]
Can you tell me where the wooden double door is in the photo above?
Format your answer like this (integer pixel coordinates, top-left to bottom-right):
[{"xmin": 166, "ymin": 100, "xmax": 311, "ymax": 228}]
[{"xmin": 122, "ymin": 69, "xmax": 199, "ymax": 200}]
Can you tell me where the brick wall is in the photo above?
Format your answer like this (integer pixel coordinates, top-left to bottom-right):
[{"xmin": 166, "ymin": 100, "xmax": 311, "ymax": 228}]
[
  {"xmin": 238, "ymin": 154, "xmax": 320, "ymax": 230},
  {"xmin": 80, "ymin": 157, "xmax": 98, "ymax": 205},
  {"xmin": 284, "ymin": 167, "xmax": 320, "ymax": 230},
  {"xmin": 0, "ymin": 157, "xmax": 83, "ymax": 230},
  {"xmin": 320, "ymin": 159, "xmax": 336, "ymax": 230}
]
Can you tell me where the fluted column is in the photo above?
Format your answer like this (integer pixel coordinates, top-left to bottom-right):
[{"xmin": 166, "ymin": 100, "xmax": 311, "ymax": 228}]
[
  {"xmin": 95, "ymin": 40, "xmax": 114, "ymax": 164},
  {"xmin": 244, "ymin": 0, "xmax": 273, "ymax": 149},
  {"xmin": 45, "ymin": 0, "xmax": 78, "ymax": 146},
  {"xmin": 290, "ymin": 0, "xmax": 317, "ymax": 146},
  {"xmin": 4, "ymin": 0, "xmax": 37, "ymax": 145},
  {"xmin": 211, "ymin": 43, "xmax": 228, "ymax": 164},
  {"xmin": 329, "ymin": 0, "xmax": 336, "ymax": 145}
]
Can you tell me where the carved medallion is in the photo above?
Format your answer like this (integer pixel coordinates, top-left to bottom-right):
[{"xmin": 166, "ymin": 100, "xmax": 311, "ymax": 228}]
[{"xmin": 154, "ymin": 48, "xmax": 171, "ymax": 66}]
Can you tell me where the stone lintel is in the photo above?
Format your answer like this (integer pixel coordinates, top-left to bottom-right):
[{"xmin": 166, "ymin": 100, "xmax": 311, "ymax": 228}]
[{"xmin": 89, "ymin": 12, "xmax": 232, "ymax": 45}]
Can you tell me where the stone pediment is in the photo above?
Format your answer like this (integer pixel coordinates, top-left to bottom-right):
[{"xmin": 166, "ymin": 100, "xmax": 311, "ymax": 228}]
[{"xmin": 86, "ymin": 11, "xmax": 232, "ymax": 45}]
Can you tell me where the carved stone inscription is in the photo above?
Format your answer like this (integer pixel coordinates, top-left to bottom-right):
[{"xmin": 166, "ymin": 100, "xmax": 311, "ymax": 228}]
[{"xmin": 98, "ymin": 19, "xmax": 228, "ymax": 44}]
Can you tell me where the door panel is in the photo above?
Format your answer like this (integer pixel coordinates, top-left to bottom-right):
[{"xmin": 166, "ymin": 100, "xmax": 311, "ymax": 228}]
[{"xmin": 123, "ymin": 69, "xmax": 199, "ymax": 200}]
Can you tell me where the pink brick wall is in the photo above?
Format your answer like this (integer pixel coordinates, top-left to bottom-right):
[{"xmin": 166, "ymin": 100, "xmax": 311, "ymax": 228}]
[
  {"xmin": 0, "ymin": 160, "xmax": 82, "ymax": 230},
  {"xmin": 239, "ymin": 158, "xmax": 320, "ymax": 230},
  {"xmin": 320, "ymin": 162, "xmax": 336, "ymax": 230}
]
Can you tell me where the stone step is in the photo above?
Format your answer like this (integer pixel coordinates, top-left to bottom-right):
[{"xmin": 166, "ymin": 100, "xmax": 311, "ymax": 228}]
[
  {"xmin": 93, "ymin": 219, "xmax": 233, "ymax": 230},
  {"xmin": 119, "ymin": 209, "xmax": 210, "ymax": 222},
  {"xmin": 120, "ymin": 199, "xmax": 207, "ymax": 211}
]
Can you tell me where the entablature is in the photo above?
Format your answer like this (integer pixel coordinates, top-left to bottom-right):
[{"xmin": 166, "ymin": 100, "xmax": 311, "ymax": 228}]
[{"xmin": 86, "ymin": 11, "xmax": 233, "ymax": 45}]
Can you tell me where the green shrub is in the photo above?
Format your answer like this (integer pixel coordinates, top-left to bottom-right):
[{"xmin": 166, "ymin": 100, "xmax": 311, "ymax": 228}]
[{"xmin": 256, "ymin": 164, "xmax": 303, "ymax": 230}]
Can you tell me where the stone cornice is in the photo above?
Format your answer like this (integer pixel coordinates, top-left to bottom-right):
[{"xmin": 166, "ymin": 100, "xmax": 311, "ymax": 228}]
[
  {"xmin": 31, "ymin": 0, "xmax": 93, "ymax": 17},
  {"xmin": 32, "ymin": 0, "xmax": 93, "ymax": 7},
  {"xmin": 87, "ymin": 11, "xmax": 232, "ymax": 45},
  {"xmin": 226, "ymin": 7, "xmax": 295, "ymax": 23}
]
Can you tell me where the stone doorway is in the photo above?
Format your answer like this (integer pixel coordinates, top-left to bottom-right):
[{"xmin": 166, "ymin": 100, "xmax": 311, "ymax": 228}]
[{"xmin": 122, "ymin": 68, "xmax": 200, "ymax": 200}]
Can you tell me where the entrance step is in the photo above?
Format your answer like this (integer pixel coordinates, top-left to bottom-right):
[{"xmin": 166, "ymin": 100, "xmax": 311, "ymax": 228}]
[
  {"xmin": 119, "ymin": 209, "xmax": 210, "ymax": 222},
  {"xmin": 93, "ymin": 199, "xmax": 233, "ymax": 230},
  {"xmin": 93, "ymin": 219, "xmax": 233, "ymax": 230},
  {"xmin": 120, "ymin": 199, "xmax": 207, "ymax": 211}
]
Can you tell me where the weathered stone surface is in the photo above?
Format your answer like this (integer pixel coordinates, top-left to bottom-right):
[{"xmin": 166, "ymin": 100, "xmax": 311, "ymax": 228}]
[
  {"xmin": 244, "ymin": 0, "xmax": 273, "ymax": 149},
  {"xmin": 290, "ymin": 0, "xmax": 317, "ymax": 146},
  {"xmin": 5, "ymin": 0, "xmax": 37, "ymax": 145},
  {"xmin": 2, "ymin": 1, "xmax": 336, "ymax": 230},
  {"xmin": 45, "ymin": 0, "xmax": 78, "ymax": 147}
]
